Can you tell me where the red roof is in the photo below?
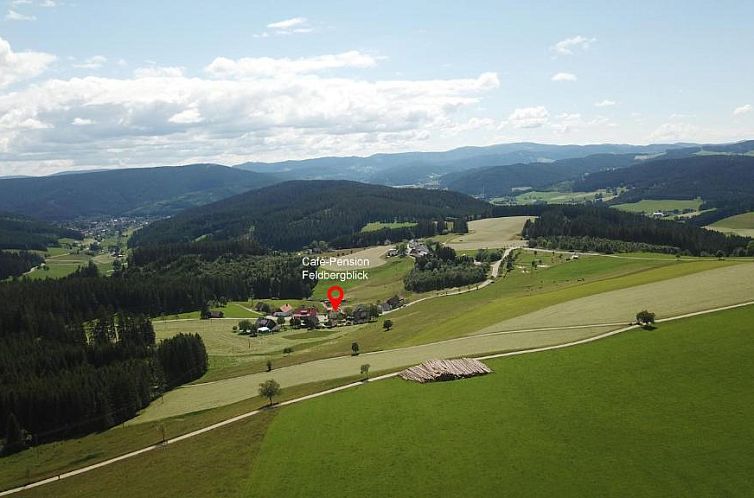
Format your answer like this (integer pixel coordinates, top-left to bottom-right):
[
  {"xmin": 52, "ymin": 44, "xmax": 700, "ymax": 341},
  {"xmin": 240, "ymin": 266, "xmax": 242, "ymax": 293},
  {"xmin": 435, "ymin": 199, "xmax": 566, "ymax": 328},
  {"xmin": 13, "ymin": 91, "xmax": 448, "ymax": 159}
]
[{"xmin": 294, "ymin": 307, "xmax": 318, "ymax": 318}]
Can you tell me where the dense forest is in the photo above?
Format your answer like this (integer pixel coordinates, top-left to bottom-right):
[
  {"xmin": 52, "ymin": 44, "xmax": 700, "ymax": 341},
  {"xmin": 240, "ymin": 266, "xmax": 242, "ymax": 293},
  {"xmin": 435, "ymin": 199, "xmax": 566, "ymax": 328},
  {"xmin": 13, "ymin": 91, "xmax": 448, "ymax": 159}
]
[
  {"xmin": 522, "ymin": 205, "xmax": 751, "ymax": 256},
  {"xmin": 528, "ymin": 236, "xmax": 679, "ymax": 255},
  {"xmin": 404, "ymin": 244, "xmax": 488, "ymax": 292},
  {"xmin": 0, "ymin": 164, "xmax": 279, "ymax": 221},
  {"xmin": 574, "ymin": 155, "xmax": 754, "ymax": 224},
  {"xmin": 0, "ymin": 311, "xmax": 207, "ymax": 452},
  {"xmin": 439, "ymin": 153, "xmax": 640, "ymax": 197},
  {"xmin": 130, "ymin": 181, "xmax": 490, "ymax": 250},
  {"xmin": 0, "ymin": 212, "xmax": 82, "ymax": 250},
  {"xmin": 0, "ymin": 250, "xmax": 44, "ymax": 280},
  {"xmin": 0, "ymin": 240, "xmax": 315, "ymax": 452}
]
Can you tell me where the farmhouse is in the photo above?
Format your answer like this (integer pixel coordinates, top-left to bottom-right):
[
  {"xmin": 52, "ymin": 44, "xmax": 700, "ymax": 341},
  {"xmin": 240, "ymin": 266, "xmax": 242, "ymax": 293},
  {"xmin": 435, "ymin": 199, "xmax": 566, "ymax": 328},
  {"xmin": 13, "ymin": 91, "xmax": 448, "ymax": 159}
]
[
  {"xmin": 350, "ymin": 305, "xmax": 370, "ymax": 324},
  {"xmin": 273, "ymin": 304, "xmax": 294, "ymax": 317},
  {"xmin": 254, "ymin": 317, "xmax": 279, "ymax": 332},
  {"xmin": 293, "ymin": 307, "xmax": 320, "ymax": 328},
  {"xmin": 386, "ymin": 295, "xmax": 404, "ymax": 309},
  {"xmin": 208, "ymin": 310, "xmax": 224, "ymax": 319}
]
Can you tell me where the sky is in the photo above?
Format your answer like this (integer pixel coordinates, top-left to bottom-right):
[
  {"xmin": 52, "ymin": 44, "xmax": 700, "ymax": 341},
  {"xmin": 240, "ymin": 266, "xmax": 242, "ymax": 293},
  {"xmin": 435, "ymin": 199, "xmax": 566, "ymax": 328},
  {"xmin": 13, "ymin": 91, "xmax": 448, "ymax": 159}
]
[{"xmin": 0, "ymin": 0, "xmax": 753, "ymax": 176}]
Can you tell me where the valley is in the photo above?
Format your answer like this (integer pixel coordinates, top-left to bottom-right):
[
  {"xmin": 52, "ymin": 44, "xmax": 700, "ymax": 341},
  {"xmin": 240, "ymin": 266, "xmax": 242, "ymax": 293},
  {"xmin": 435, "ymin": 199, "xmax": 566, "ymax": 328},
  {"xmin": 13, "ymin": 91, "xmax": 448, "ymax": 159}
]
[{"xmin": 2, "ymin": 141, "xmax": 754, "ymax": 498}]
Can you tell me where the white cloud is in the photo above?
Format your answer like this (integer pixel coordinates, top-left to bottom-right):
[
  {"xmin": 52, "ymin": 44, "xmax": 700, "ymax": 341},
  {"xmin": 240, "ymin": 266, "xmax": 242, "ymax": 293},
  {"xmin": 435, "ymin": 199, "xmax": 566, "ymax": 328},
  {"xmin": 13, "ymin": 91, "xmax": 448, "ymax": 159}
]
[
  {"xmin": 133, "ymin": 66, "xmax": 185, "ymax": 78},
  {"xmin": 551, "ymin": 72, "xmax": 577, "ymax": 82},
  {"xmin": 733, "ymin": 104, "xmax": 752, "ymax": 116},
  {"xmin": 649, "ymin": 122, "xmax": 702, "ymax": 142},
  {"xmin": 594, "ymin": 99, "xmax": 616, "ymax": 107},
  {"xmin": 256, "ymin": 16, "xmax": 313, "ymax": 37},
  {"xmin": 11, "ymin": 0, "xmax": 32, "ymax": 5},
  {"xmin": 0, "ymin": 36, "xmax": 56, "ymax": 88},
  {"xmin": 506, "ymin": 106, "xmax": 549, "ymax": 128},
  {"xmin": 168, "ymin": 108, "xmax": 203, "ymax": 124},
  {"xmin": 205, "ymin": 51, "xmax": 377, "ymax": 78},
  {"xmin": 41, "ymin": 0, "xmax": 57, "ymax": 6},
  {"xmin": 0, "ymin": 50, "xmax": 500, "ymax": 174},
  {"xmin": 73, "ymin": 55, "xmax": 107, "ymax": 69},
  {"xmin": 551, "ymin": 35, "xmax": 596, "ymax": 55},
  {"xmin": 5, "ymin": 9, "xmax": 36, "ymax": 21},
  {"xmin": 267, "ymin": 17, "xmax": 307, "ymax": 30}
]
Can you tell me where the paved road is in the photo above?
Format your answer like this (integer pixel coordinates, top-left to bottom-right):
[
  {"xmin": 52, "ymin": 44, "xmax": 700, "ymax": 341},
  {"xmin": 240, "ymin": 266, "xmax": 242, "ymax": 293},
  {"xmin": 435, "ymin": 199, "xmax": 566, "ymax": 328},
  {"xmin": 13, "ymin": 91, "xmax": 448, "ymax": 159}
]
[{"xmin": 4, "ymin": 299, "xmax": 753, "ymax": 497}]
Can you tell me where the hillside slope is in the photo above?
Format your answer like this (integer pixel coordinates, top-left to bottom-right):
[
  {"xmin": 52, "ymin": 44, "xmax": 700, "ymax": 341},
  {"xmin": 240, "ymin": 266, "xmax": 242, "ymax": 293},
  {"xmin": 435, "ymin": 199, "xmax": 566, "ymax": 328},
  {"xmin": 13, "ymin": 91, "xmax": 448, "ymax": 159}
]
[
  {"xmin": 130, "ymin": 180, "xmax": 491, "ymax": 250},
  {"xmin": 440, "ymin": 153, "xmax": 641, "ymax": 196},
  {"xmin": 574, "ymin": 155, "xmax": 754, "ymax": 225},
  {"xmin": 0, "ymin": 212, "xmax": 82, "ymax": 250},
  {"xmin": 0, "ymin": 164, "xmax": 280, "ymax": 220}
]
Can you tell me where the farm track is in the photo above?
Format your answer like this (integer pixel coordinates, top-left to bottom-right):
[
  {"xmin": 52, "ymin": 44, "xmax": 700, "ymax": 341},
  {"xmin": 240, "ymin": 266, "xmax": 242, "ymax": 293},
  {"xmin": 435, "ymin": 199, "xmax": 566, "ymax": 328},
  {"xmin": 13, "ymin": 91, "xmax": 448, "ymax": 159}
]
[{"xmin": 4, "ymin": 299, "xmax": 754, "ymax": 497}]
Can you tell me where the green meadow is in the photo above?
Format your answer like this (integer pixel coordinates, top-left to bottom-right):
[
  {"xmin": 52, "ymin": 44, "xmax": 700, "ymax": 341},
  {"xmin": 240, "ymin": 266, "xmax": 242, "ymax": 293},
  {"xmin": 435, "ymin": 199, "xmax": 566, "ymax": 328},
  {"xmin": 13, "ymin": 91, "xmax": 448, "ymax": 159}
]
[
  {"xmin": 613, "ymin": 198, "xmax": 703, "ymax": 214},
  {"xmin": 17, "ymin": 303, "xmax": 754, "ymax": 497},
  {"xmin": 246, "ymin": 304, "xmax": 754, "ymax": 498}
]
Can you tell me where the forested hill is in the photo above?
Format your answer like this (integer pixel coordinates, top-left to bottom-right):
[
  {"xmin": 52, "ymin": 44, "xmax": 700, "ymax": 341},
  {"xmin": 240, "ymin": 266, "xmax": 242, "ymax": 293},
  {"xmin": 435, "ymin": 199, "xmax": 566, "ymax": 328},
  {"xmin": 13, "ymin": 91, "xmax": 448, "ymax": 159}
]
[
  {"xmin": 0, "ymin": 164, "xmax": 280, "ymax": 221},
  {"xmin": 438, "ymin": 153, "xmax": 640, "ymax": 197},
  {"xmin": 574, "ymin": 155, "xmax": 754, "ymax": 224},
  {"xmin": 0, "ymin": 212, "xmax": 81, "ymax": 250},
  {"xmin": 130, "ymin": 180, "xmax": 491, "ymax": 250}
]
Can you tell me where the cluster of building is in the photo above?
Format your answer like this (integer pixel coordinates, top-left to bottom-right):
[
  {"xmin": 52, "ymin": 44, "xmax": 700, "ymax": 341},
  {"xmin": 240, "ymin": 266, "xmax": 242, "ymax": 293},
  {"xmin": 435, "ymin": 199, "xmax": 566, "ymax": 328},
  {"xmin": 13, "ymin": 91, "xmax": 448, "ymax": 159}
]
[{"xmin": 243, "ymin": 295, "xmax": 406, "ymax": 333}]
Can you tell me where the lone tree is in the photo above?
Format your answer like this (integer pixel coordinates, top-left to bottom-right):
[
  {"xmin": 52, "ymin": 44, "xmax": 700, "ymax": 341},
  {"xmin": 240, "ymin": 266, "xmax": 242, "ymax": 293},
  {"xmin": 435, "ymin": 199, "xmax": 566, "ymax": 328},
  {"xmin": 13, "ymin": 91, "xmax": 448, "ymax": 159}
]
[
  {"xmin": 266, "ymin": 360, "xmax": 272, "ymax": 372},
  {"xmin": 351, "ymin": 342, "xmax": 360, "ymax": 355},
  {"xmin": 636, "ymin": 310, "xmax": 656, "ymax": 328},
  {"xmin": 360, "ymin": 364, "xmax": 371, "ymax": 379},
  {"xmin": 383, "ymin": 319, "xmax": 393, "ymax": 331},
  {"xmin": 2, "ymin": 413, "xmax": 27, "ymax": 456},
  {"xmin": 258, "ymin": 379, "xmax": 281, "ymax": 406}
]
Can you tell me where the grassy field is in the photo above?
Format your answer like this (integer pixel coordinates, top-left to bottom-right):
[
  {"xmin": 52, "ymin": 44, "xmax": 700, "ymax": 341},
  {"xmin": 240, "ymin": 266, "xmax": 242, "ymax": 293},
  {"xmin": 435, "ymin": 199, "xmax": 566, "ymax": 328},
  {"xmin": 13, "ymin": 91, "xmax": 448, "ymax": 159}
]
[
  {"xmin": 446, "ymin": 216, "xmax": 531, "ymax": 250},
  {"xmin": 246, "ymin": 304, "xmax": 754, "ymax": 497},
  {"xmin": 708, "ymin": 211, "xmax": 754, "ymax": 238},
  {"xmin": 12, "ymin": 305, "xmax": 754, "ymax": 497},
  {"xmin": 360, "ymin": 221, "xmax": 417, "ymax": 232},
  {"xmin": 1, "ymin": 376, "xmax": 364, "ymax": 495},
  {"xmin": 24, "ymin": 247, "xmax": 116, "ymax": 280},
  {"xmin": 135, "ymin": 256, "xmax": 753, "ymax": 421},
  {"xmin": 311, "ymin": 256, "xmax": 413, "ymax": 302},
  {"xmin": 319, "ymin": 245, "xmax": 391, "ymax": 269},
  {"xmin": 509, "ymin": 189, "xmax": 615, "ymax": 205},
  {"xmin": 613, "ymin": 198, "xmax": 703, "ymax": 214}
]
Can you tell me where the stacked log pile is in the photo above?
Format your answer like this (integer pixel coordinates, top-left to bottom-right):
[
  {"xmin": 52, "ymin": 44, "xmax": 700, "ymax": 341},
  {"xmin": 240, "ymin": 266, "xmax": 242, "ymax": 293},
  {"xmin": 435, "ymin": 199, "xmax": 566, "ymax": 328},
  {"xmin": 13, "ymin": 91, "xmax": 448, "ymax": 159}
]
[{"xmin": 398, "ymin": 358, "xmax": 492, "ymax": 383}]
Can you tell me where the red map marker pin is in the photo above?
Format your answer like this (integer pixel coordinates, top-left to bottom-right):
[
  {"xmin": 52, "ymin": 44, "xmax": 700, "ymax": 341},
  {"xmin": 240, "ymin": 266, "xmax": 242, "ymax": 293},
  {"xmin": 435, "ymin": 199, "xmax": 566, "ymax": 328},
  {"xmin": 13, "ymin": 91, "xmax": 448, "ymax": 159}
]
[{"xmin": 327, "ymin": 285, "xmax": 345, "ymax": 311}]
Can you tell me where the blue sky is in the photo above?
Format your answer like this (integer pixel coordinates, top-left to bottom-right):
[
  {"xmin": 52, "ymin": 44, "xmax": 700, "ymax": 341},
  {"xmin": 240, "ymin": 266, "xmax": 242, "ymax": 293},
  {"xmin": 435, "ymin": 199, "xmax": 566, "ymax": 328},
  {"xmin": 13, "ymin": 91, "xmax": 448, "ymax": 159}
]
[{"xmin": 1, "ymin": 0, "xmax": 752, "ymax": 175}]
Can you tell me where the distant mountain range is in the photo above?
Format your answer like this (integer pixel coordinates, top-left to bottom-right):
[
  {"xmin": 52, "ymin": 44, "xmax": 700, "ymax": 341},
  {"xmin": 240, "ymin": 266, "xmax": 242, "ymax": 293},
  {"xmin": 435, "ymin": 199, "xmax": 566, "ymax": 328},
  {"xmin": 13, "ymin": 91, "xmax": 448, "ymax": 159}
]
[
  {"xmin": 235, "ymin": 142, "xmax": 696, "ymax": 186},
  {"xmin": 1, "ymin": 140, "xmax": 752, "ymax": 222},
  {"xmin": 437, "ymin": 140, "xmax": 754, "ymax": 198},
  {"xmin": 0, "ymin": 164, "xmax": 279, "ymax": 220}
]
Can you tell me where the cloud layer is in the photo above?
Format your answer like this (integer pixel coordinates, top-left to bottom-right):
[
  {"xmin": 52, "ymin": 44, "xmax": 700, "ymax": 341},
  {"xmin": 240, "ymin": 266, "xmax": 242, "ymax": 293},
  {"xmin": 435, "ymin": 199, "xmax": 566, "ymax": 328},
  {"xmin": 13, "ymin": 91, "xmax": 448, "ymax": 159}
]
[{"xmin": 0, "ymin": 38, "xmax": 500, "ymax": 175}]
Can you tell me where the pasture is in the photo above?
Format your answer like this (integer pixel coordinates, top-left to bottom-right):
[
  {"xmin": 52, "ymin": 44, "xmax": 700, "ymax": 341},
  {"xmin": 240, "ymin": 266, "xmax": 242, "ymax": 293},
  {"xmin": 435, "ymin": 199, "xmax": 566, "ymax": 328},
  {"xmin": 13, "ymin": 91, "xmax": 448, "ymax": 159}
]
[
  {"xmin": 311, "ymin": 256, "xmax": 413, "ymax": 302},
  {"xmin": 613, "ymin": 198, "xmax": 703, "ymax": 214},
  {"xmin": 511, "ymin": 189, "xmax": 614, "ymax": 204},
  {"xmin": 319, "ymin": 245, "xmax": 391, "ymax": 269},
  {"xmin": 10, "ymin": 305, "xmax": 754, "ymax": 497},
  {"xmin": 708, "ymin": 211, "xmax": 754, "ymax": 238},
  {"xmin": 135, "ymin": 256, "xmax": 752, "ymax": 421},
  {"xmin": 360, "ymin": 221, "xmax": 417, "ymax": 232},
  {"xmin": 446, "ymin": 216, "xmax": 531, "ymax": 250},
  {"xmin": 245, "ymin": 304, "xmax": 754, "ymax": 497}
]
